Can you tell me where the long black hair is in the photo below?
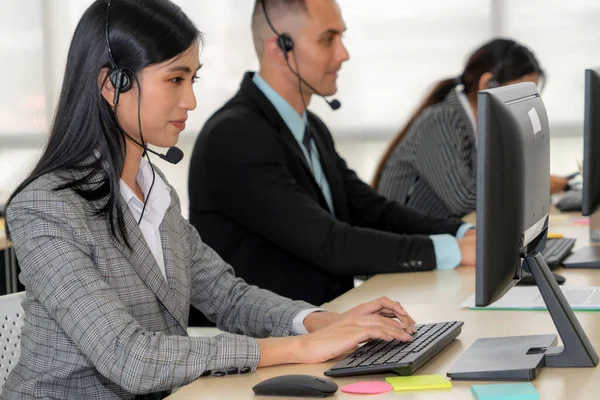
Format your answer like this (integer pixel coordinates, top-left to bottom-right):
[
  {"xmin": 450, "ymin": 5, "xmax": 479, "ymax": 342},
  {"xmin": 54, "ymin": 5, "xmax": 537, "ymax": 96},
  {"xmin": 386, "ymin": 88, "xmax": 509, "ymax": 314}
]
[
  {"xmin": 373, "ymin": 38, "xmax": 544, "ymax": 188},
  {"xmin": 4, "ymin": 0, "xmax": 202, "ymax": 246}
]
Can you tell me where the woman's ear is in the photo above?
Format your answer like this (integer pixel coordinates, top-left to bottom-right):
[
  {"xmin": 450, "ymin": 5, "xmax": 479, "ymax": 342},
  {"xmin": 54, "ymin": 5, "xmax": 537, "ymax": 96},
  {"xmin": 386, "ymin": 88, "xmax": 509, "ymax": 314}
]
[
  {"xmin": 98, "ymin": 67, "xmax": 115, "ymax": 105},
  {"xmin": 478, "ymin": 72, "xmax": 494, "ymax": 91}
]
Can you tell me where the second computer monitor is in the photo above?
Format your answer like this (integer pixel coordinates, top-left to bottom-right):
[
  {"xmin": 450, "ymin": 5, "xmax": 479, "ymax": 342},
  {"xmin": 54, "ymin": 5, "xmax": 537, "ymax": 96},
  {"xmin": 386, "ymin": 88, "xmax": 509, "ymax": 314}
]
[
  {"xmin": 561, "ymin": 67, "xmax": 600, "ymax": 268},
  {"xmin": 475, "ymin": 82, "xmax": 550, "ymax": 307},
  {"xmin": 582, "ymin": 67, "xmax": 600, "ymax": 216},
  {"xmin": 448, "ymin": 82, "xmax": 597, "ymax": 381}
]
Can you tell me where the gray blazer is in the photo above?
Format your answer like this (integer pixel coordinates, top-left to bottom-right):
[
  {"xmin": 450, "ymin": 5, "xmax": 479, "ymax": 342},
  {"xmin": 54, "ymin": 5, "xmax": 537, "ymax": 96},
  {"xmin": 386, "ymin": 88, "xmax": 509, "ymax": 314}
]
[{"xmin": 1, "ymin": 170, "xmax": 313, "ymax": 399}]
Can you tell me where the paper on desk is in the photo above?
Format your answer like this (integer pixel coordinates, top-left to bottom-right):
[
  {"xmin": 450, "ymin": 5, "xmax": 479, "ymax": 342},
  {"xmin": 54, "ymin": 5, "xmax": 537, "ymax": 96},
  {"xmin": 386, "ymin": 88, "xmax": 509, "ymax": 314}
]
[{"xmin": 461, "ymin": 285, "xmax": 600, "ymax": 310}]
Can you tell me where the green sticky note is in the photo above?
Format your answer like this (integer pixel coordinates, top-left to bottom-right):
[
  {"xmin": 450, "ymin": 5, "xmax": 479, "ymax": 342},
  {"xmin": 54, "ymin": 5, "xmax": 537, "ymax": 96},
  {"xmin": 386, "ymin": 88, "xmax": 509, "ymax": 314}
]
[
  {"xmin": 471, "ymin": 383, "xmax": 539, "ymax": 400},
  {"xmin": 385, "ymin": 375, "xmax": 452, "ymax": 391}
]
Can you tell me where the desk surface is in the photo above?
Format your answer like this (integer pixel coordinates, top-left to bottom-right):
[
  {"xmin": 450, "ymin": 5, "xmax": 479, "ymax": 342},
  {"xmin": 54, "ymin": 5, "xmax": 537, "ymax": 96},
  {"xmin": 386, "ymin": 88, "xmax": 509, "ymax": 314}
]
[{"xmin": 168, "ymin": 214, "xmax": 600, "ymax": 399}]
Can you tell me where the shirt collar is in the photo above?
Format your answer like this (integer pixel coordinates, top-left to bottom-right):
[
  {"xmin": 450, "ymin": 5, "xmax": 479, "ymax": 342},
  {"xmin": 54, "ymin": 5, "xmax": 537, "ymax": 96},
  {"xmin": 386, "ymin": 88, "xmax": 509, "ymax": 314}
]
[
  {"xmin": 119, "ymin": 157, "xmax": 171, "ymax": 225},
  {"xmin": 455, "ymin": 85, "xmax": 477, "ymax": 139},
  {"xmin": 252, "ymin": 72, "xmax": 308, "ymax": 143}
]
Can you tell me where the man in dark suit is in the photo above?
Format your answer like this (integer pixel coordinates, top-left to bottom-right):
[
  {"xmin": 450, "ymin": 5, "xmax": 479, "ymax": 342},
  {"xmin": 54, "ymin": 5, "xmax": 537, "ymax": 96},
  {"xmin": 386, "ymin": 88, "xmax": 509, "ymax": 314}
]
[{"xmin": 188, "ymin": 0, "xmax": 475, "ymax": 325}]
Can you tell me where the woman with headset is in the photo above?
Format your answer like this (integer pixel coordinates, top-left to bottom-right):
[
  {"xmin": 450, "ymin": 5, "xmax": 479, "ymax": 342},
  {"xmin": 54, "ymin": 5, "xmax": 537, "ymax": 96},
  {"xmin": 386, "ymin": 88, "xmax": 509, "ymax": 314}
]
[
  {"xmin": 1, "ymin": 1, "xmax": 415, "ymax": 398},
  {"xmin": 373, "ymin": 38, "xmax": 568, "ymax": 219}
]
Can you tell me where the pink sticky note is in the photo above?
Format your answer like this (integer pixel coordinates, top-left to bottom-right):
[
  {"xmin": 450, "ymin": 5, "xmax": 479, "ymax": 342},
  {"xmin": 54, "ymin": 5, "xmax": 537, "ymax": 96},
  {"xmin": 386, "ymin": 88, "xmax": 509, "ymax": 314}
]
[
  {"xmin": 573, "ymin": 217, "xmax": 591, "ymax": 225},
  {"xmin": 341, "ymin": 381, "xmax": 393, "ymax": 395}
]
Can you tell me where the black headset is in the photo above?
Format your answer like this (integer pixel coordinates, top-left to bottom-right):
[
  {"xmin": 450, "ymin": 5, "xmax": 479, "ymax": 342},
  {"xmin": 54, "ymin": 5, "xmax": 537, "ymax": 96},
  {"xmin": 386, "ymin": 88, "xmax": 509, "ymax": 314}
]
[
  {"xmin": 104, "ymin": 0, "xmax": 183, "ymax": 165},
  {"xmin": 488, "ymin": 41, "xmax": 522, "ymax": 89},
  {"xmin": 259, "ymin": 0, "xmax": 341, "ymax": 111},
  {"xmin": 104, "ymin": 0, "xmax": 184, "ymax": 225},
  {"xmin": 105, "ymin": 0, "xmax": 132, "ymax": 106}
]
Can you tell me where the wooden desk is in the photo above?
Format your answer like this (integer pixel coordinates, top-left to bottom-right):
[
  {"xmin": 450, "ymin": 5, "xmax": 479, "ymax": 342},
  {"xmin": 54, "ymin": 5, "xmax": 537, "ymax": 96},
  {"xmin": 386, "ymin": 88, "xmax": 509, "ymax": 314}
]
[{"xmin": 168, "ymin": 215, "xmax": 600, "ymax": 399}]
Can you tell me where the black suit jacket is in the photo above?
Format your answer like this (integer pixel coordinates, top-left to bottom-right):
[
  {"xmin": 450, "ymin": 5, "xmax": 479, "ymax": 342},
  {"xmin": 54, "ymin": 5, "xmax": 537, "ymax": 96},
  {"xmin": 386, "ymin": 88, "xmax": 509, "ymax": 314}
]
[{"xmin": 188, "ymin": 72, "xmax": 463, "ymax": 311}]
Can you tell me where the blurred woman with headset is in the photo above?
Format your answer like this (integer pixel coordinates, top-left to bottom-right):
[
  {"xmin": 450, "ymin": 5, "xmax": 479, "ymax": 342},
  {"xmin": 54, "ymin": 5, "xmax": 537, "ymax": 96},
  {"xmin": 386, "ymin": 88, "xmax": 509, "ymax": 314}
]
[
  {"xmin": 1, "ymin": 0, "xmax": 416, "ymax": 398},
  {"xmin": 373, "ymin": 38, "xmax": 568, "ymax": 219}
]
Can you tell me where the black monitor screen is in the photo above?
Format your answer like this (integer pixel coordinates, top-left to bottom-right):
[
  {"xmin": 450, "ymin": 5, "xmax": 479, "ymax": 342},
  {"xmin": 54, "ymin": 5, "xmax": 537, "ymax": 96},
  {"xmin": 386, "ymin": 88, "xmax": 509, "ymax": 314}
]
[
  {"xmin": 582, "ymin": 67, "xmax": 600, "ymax": 216},
  {"xmin": 475, "ymin": 82, "xmax": 550, "ymax": 307}
]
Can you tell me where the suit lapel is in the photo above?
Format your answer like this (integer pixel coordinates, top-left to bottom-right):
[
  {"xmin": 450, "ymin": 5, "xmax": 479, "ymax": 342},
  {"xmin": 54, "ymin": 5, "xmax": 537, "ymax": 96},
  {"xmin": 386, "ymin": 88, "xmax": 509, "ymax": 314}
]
[
  {"xmin": 111, "ymin": 200, "xmax": 186, "ymax": 331},
  {"xmin": 240, "ymin": 73, "xmax": 325, "ymax": 195},
  {"xmin": 240, "ymin": 71, "xmax": 342, "ymax": 215},
  {"xmin": 310, "ymin": 127, "xmax": 347, "ymax": 218},
  {"xmin": 159, "ymin": 212, "xmax": 189, "ymax": 331}
]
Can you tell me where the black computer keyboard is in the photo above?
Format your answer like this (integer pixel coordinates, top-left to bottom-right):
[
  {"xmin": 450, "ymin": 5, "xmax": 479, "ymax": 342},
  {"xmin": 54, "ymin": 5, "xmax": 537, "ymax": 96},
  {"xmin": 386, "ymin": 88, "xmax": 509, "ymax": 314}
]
[
  {"xmin": 543, "ymin": 238, "xmax": 576, "ymax": 269},
  {"xmin": 324, "ymin": 321, "xmax": 463, "ymax": 377}
]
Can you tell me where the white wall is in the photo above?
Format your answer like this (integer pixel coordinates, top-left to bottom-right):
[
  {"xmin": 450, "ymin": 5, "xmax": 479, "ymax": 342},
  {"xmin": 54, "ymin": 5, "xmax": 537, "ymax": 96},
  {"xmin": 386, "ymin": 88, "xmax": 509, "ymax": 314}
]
[{"xmin": 0, "ymin": 1, "xmax": 597, "ymax": 208}]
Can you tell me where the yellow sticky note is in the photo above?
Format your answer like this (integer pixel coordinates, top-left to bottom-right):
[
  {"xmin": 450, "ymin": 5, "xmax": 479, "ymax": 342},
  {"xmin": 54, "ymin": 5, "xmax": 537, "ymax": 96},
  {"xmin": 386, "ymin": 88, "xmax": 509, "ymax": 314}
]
[
  {"xmin": 547, "ymin": 232, "xmax": 564, "ymax": 239},
  {"xmin": 385, "ymin": 375, "xmax": 452, "ymax": 391}
]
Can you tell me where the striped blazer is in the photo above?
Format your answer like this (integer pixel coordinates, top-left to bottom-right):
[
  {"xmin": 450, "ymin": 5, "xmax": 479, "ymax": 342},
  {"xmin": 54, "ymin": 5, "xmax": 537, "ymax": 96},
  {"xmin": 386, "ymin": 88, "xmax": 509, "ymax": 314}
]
[
  {"xmin": 1, "ymin": 168, "xmax": 312, "ymax": 399},
  {"xmin": 377, "ymin": 90, "xmax": 477, "ymax": 219}
]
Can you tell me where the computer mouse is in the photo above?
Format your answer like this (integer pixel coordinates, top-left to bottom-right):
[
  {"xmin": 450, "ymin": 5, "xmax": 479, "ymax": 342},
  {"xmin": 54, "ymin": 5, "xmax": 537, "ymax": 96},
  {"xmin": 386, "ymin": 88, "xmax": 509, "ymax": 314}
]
[
  {"xmin": 517, "ymin": 273, "xmax": 565, "ymax": 286},
  {"xmin": 252, "ymin": 374, "xmax": 338, "ymax": 397}
]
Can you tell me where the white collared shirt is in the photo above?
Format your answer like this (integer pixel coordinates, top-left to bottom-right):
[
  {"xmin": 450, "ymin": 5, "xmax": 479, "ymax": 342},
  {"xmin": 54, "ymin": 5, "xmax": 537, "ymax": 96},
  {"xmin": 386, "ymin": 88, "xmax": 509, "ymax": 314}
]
[
  {"xmin": 455, "ymin": 86, "xmax": 478, "ymax": 146},
  {"xmin": 119, "ymin": 157, "xmax": 320, "ymax": 333},
  {"xmin": 119, "ymin": 158, "xmax": 171, "ymax": 282}
]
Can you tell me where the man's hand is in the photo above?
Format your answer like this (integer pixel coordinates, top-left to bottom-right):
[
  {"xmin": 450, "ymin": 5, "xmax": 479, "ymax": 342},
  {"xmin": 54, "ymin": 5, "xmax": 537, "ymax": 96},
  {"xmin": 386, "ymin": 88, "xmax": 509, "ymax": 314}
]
[
  {"xmin": 550, "ymin": 175, "xmax": 568, "ymax": 194},
  {"xmin": 457, "ymin": 235, "xmax": 476, "ymax": 266}
]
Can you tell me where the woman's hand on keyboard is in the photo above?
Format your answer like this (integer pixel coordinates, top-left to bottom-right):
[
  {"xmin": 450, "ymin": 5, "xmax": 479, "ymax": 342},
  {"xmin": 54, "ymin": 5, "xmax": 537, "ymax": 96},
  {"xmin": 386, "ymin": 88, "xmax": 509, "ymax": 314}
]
[
  {"xmin": 303, "ymin": 296, "xmax": 416, "ymax": 334},
  {"xmin": 293, "ymin": 312, "xmax": 415, "ymax": 364},
  {"xmin": 341, "ymin": 296, "xmax": 416, "ymax": 330}
]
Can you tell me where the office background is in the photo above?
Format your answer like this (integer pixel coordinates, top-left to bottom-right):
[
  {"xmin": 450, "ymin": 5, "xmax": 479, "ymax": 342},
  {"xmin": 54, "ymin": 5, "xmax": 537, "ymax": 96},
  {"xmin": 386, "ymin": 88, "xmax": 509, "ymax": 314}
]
[{"xmin": 1, "ymin": 0, "xmax": 598, "ymax": 216}]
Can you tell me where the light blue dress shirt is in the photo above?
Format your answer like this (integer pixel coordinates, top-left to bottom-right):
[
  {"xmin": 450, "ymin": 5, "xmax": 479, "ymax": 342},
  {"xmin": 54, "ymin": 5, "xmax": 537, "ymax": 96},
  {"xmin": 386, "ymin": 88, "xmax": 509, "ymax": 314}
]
[
  {"xmin": 253, "ymin": 73, "xmax": 335, "ymax": 215},
  {"xmin": 252, "ymin": 72, "xmax": 472, "ymax": 270}
]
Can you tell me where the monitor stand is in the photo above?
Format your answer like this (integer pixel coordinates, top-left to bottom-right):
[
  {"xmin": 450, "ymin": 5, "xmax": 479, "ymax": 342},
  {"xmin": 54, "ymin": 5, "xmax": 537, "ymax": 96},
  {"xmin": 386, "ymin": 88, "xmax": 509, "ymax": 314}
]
[
  {"xmin": 447, "ymin": 251, "xmax": 598, "ymax": 381},
  {"xmin": 562, "ymin": 209, "xmax": 600, "ymax": 268}
]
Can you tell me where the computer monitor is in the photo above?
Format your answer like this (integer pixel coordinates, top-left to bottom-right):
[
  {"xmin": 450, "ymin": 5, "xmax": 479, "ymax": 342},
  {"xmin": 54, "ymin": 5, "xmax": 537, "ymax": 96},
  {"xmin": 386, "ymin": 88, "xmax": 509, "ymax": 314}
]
[
  {"xmin": 562, "ymin": 67, "xmax": 600, "ymax": 267},
  {"xmin": 447, "ymin": 82, "xmax": 598, "ymax": 381},
  {"xmin": 582, "ymin": 67, "xmax": 600, "ymax": 216}
]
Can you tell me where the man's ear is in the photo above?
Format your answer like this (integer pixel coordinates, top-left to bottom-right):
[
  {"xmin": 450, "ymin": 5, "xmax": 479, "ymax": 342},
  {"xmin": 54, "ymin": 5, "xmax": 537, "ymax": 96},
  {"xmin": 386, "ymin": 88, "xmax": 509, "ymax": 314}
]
[
  {"xmin": 266, "ymin": 36, "xmax": 289, "ymax": 67},
  {"xmin": 98, "ymin": 67, "xmax": 115, "ymax": 105}
]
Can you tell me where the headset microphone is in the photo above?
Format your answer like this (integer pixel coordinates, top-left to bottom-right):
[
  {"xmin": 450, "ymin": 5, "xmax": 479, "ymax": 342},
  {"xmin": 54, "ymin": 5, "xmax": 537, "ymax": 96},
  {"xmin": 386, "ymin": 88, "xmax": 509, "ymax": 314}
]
[
  {"xmin": 159, "ymin": 146, "xmax": 184, "ymax": 164},
  {"xmin": 286, "ymin": 63, "xmax": 342, "ymax": 110},
  {"xmin": 119, "ymin": 128, "xmax": 184, "ymax": 165}
]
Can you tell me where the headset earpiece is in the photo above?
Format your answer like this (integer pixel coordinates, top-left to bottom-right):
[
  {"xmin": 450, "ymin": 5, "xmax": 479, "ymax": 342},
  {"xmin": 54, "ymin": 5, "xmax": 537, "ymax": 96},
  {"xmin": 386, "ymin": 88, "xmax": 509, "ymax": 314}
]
[
  {"xmin": 109, "ymin": 68, "xmax": 131, "ymax": 93},
  {"xmin": 277, "ymin": 33, "xmax": 294, "ymax": 54},
  {"xmin": 109, "ymin": 68, "xmax": 131, "ymax": 106}
]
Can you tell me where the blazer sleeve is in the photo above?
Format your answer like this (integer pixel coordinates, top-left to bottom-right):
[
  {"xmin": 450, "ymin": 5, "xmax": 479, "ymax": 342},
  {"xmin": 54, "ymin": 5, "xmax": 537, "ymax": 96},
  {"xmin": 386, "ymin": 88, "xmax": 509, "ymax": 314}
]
[
  {"xmin": 201, "ymin": 116, "xmax": 441, "ymax": 274},
  {"xmin": 309, "ymin": 117, "xmax": 465, "ymax": 236},
  {"xmin": 412, "ymin": 107, "xmax": 478, "ymax": 216},
  {"xmin": 5, "ymin": 187, "xmax": 283, "ymax": 395},
  {"xmin": 184, "ymin": 216, "xmax": 316, "ymax": 337}
]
